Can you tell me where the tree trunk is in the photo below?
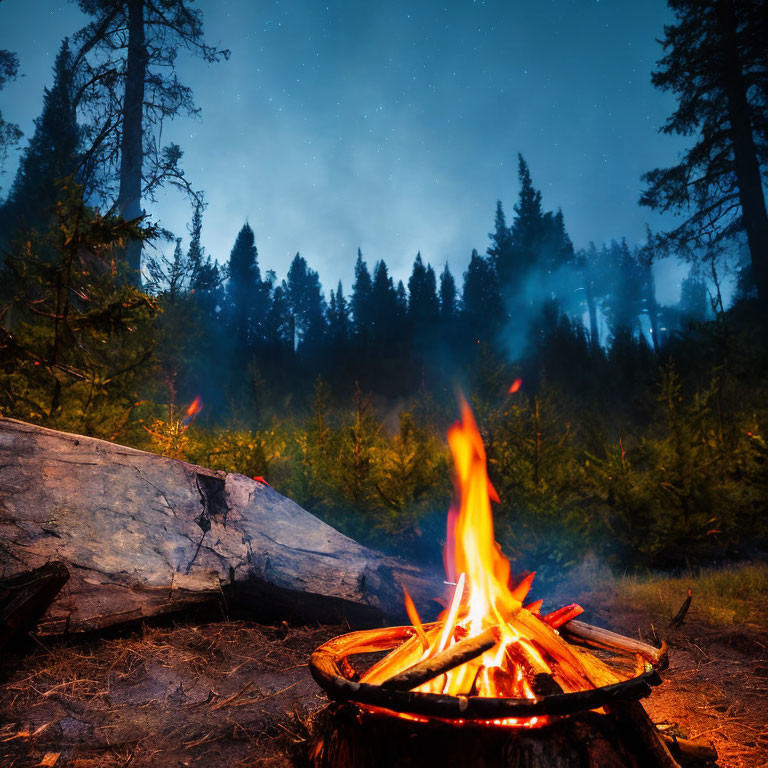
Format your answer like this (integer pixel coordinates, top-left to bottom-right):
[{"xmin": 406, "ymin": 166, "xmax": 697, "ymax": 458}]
[
  {"xmin": 116, "ymin": 0, "xmax": 147, "ymax": 285},
  {"xmin": 0, "ymin": 418, "xmax": 446, "ymax": 635},
  {"xmin": 716, "ymin": 0, "xmax": 768, "ymax": 317}
]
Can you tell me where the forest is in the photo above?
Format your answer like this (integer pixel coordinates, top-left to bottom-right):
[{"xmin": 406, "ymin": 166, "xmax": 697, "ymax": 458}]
[{"xmin": 0, "ymin": 0, "xmax": 766, "ymax": 581}]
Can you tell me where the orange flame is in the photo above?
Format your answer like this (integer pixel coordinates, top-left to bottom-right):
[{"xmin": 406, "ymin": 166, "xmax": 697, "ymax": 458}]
[
  {"xmin": 361, "ymin": 398, "xmax": 624, "ymax": 726},
  {"xmin": 508, "ymin": 377, "xmax": 522, "ymax": 394}
]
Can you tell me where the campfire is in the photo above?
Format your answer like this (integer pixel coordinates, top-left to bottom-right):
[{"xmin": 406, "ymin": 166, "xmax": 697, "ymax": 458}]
[{"xmin": 309, "ymin": 401, "xmax": 688, "ymax": 767}]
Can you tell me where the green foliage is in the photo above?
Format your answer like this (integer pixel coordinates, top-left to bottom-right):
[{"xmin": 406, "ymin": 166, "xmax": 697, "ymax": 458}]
[{"xmin": 0, "ymin": 183, "xmax": 158, "ymax": 439}]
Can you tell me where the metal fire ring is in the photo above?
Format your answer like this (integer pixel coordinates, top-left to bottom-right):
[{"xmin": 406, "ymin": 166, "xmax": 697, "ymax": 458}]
[{"xmin": 310, "ymin": 624, "xmax": 664, "ymax": 721}]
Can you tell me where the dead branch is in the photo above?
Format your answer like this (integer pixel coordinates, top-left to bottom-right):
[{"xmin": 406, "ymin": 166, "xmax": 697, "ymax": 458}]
[{"xmin": 669, "ymin": 588, "xmax": 693, "ymax": 629}]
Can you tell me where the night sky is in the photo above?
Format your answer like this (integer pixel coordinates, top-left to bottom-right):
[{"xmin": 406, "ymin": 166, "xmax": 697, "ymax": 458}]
[{"xmin": 0, "ymin": 0, "xmax": 689, "ymax": 303}]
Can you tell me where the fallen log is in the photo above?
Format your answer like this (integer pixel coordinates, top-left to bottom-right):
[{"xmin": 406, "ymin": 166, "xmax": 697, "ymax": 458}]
[{"xmin": 0, "ymin": 418, "xmax": 446, "ymax": 634}]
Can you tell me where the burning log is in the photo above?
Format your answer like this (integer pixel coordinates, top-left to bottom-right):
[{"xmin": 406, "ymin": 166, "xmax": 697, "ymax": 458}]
[
  {"xmin": 381, "ymin": 626, "xmax": 500, "ymax": 691},
  {"xmin": 0, "ymin": 418, "xmax": 445, "ymax": 634}
]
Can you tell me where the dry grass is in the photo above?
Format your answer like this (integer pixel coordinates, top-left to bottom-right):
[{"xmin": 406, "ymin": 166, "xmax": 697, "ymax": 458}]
[
  {"xmin": 615, "ymin": 563, "xmax": 768, "ymax": 629},
  {"xmin": 557, "ymin": 559, "xmax": 768, "ymax": 630}
]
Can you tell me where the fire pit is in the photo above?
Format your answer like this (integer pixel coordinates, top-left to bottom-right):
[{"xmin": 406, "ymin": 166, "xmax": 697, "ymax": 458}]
[{"xmin": 308, "ymin": 401, "xmax": 686, "ymax": 768}]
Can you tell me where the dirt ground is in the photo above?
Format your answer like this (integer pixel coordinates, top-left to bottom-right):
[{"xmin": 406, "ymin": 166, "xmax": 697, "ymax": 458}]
[{"xmin": 1, "ymin": 593, "xmax": 767, "ymax": 768}]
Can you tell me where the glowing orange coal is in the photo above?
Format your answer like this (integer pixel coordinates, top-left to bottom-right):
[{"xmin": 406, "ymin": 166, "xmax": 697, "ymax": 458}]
[{"xmin": 360, "ymin": 400, "xmax": 624, "ymax": 726}]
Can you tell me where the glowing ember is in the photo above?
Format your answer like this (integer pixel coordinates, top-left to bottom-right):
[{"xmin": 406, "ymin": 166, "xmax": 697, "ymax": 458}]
[
  {"xmin": 508, "ymin": 377, "xmax": 523, "ymax": 394},
  {"xmin": 360, "ymin": 399, "xmax": 623, "ymax": 726},
  {"xmin": 182, "ymin": 395, "xmax": 203, "ymax": 426}
]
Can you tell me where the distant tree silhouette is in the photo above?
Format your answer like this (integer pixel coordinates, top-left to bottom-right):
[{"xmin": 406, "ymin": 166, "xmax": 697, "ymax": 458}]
[
  {"xmin": 508, "ymin": 155, "xmax": 545, "ymax": 288},
  {"xmin": 0, "ymin": 49, "xmax": 22, "ymax": 183},
  {"xmin": 395, "ymin": 280, "xmax": 408, "ymax": 321},
  {"xmin": 286, "ymin": 252, "xmax": 326, "ymax": 356},
  {"xmin": 408, "ymin": 253, "xmax": 439, "ymax": 324},
  {"xmin": 1, "ymin": 40, "xmax": 80, "ymax": 240},
  {"xmin": 602, "ymin": 240, "xmax": 645, "ymax": 339},
  {"xmin": 370, "ymin": 259, "xmax": 398, "ymax": 344},
  {"xmin": 640, "ymin": 0, "xmax": 768, "ymax": 313},
  {"xmin": 439, "ymin": 264, "xmax": 457, "ymax": 320},
  {"xmin": 226, "ymin": 223, "xmax": 264, "ymax": 354},
  {"xmin": 351, "ymin": 249, "xmax": 373, "ymax": 341},
  {"xmin": 328, "ymin": 281, "xmax": 351, "ymax": 347},
  {"xmin": 487, "ymin": 201, "xmax": 513, "ymax": 281},
  {"xmin": 461, "ymin": 249, "xmax": 503, "ymax": 348},
  {"xmin": 679, "ymin": 268, "xmax": 711, "ymax": 324},
  {"xmin": 264, "ymin": 281, "xmax": 294, "ymax": 354}
]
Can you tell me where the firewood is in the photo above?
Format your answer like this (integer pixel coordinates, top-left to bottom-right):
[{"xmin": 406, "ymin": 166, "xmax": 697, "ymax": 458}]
[
  {"xmin": 0, "ymin": 418, "xmax": 445, "ymax": 634},
  {"xmin": 561, "ymin": 619, "xmax": 668, "ymax": 668},
  {"xmin": 309, "ymin": 625, "xmax": 664, "ymax": 720},
  {"xmin": 668, "ymin": 588, "xmax": 692, "ymax": 629},
  {"xmin": 380, "ymin": 626, "xmax": 500, "ymax": 691}
]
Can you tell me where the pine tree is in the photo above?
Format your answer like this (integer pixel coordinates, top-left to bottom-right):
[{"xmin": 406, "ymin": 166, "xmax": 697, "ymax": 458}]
[
  {"xmin": 184, "ymin": 202, "xmax": 220, "ymax": 312},
  {"xmin": 438, "ymin": 264, "xmax": 457, "ymax": 319},
  {"xmin": 328, "ymin": 281, "xmax": 350, "ymax": 345},
  {"xmin": 407, "ymin": 252, "xmax": 439, "ymax": 323},
  {"xmin": 640, "ymin": 0, "xmax": 768, "ymax": 313},
  {"xmin": 0, "ymin": 183, "xmax": 158, "ymax": 435},
  {"xmin": 487, "ymin": 201, "xmax": 513, "ymax": 278},
  {"xmin": 264, "ymin": 282, "xmax": 294, "ymax": 352},
  {"xmin": 351, "ymin": 248, "xmax": 373, "ymax": 339},
  {"xmin": 370, "ymin": 259, "xmax": 398, "ymax": 343},
  {"xmin": 461, "ymin": 249, "xmax": 504, "ymax": 346},
  {"xmin": 225, "ymin": 223, "xmax": 263, "ymax": 353},
  {"xmin": 541, "ymin": 209, "xmax": 575, "ymax": 274},
  {"xmin": 508, "ymin": 155, "xmax": 545, "ymax": 287},
  {"xmin": 187, "ymin": 200, "xmax": 204, "ymax": 281},
  {"xmin": 0, "ymin": 49, "xmax": 22, "ymax": 185},
  {"xmin": 286, "ymin": 252, "xmax": 327, "ymax": 354},
  {"xmin": 1, "ymin": 40, "xmax": 80, "ymax": 240},
  {"xmin": 395, "ymin": 280, "xmax": 408, "ymax": 320}
]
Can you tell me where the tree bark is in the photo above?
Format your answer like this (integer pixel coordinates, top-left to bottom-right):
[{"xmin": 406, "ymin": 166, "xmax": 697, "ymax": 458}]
[
  {"xmin": 716, "ymin": 0, "xmax": 768, "ymax": 317},
  {"xmin": 116, "ymin": 0, "xmax": 147, "ymax": 285},
  {"xmin": 0, "ymin": 418, "xmax": 445, "ymax": 634}
]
